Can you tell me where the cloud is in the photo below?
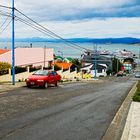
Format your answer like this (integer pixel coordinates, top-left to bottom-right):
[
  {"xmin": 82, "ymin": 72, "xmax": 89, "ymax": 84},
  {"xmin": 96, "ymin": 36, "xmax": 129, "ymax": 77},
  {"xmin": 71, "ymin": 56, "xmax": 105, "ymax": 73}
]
[
  {"xmin": 1, "ymin": 0, "xmax": 140, "ymax": 21},
  {"xmin": 4, "ymin": 17, "xmax": 139, "ymax": 38},
  {"xmin": 0, "ymin": 0, "xmax": 140, "ymax": 38}
]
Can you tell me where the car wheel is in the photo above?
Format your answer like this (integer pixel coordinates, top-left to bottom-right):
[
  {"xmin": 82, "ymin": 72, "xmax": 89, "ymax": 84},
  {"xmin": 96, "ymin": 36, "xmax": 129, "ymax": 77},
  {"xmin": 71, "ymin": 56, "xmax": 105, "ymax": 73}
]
[
  {"xmin": 55, "ymin": 81, "xmax": 58, "ymax": 87},
  {"xmin": 44, "ymin": 82, "xmax": 48, "ymax": 88}
]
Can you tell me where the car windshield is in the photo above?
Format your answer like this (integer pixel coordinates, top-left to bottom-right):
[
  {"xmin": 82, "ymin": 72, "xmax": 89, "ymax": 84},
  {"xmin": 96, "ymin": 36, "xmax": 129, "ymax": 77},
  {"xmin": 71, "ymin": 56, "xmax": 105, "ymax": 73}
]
[{"xmin": 33, "ymin": 70, "xmax": 48, "ymax": 76}]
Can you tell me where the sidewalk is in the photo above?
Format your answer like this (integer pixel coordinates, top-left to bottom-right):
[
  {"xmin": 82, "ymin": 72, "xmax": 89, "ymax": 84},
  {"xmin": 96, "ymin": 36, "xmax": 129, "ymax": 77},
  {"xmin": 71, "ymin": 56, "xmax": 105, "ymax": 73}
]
[
  {"xmin": 0, "ymin": 82, "xmax": 26, "ymax": 93},
  {"xmin": 121, "ymin": 102, "xmax": 140, "ymax": 140}
]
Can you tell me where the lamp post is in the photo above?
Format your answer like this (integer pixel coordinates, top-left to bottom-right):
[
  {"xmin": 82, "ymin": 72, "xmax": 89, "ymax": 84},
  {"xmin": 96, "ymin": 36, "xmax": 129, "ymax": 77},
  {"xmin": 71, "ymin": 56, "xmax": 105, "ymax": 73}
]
[{"xmin": 12, "ymin": 0, "xmax": 15, "ymax": 85}]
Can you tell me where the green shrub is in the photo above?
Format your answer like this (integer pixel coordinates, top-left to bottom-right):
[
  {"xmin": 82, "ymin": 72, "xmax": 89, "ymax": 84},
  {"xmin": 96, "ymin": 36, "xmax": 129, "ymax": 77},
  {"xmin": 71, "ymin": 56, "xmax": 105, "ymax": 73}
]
[
  {"xmin": 54, "ymin": 65, "xmax": 61, "ymax": 71},
  {"xmin": 133, "ymin": 94, "xmax": 140, "ymax": 102},
  {"xmin": 133, "ymin": 81, "xmax": 140, "ymax": 102},
  {"xmin": 30, "ymin": 67, "xmax": 41, "ymax": 72},
  {"xmin": 0, "ymin": 62, "xmax": 11, "ymax": 75},
  {"xmin": 11, "ymin": 66, "xmax": 26, "ymax": 75}
]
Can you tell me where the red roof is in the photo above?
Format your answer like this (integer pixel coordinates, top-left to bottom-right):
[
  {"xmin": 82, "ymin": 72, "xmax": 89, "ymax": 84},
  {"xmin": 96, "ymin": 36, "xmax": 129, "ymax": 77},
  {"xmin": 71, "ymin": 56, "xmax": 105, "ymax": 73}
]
[
  {"xmin": 0, "ymin": 49, "xmax": 10, "ymax": 55},
  {"xmin": 55, "ymin": 62, "xmax": 72, "ymax": 70}
]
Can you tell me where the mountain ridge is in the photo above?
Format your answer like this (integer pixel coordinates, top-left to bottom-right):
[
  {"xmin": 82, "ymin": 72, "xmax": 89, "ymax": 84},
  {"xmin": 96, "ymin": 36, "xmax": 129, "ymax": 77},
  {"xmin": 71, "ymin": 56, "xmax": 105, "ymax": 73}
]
[{"xmin": 0, "ymin": 37, "xmax": 140, "ymax": 44}]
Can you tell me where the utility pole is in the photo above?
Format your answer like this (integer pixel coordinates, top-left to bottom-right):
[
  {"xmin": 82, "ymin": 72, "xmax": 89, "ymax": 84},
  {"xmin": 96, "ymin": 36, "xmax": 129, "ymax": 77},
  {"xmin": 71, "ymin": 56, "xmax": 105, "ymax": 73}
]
[
  {"xmin": 94, "ymin": 45, "xmax": 97, "ymax": 79},
  {"xmin": 138, "ymin": 49, "xmax": 140, "ymax": 66},
  {"xmin": 43, "ymin": 45, "xmax": 46, "ymax": 69},
  {"xmin": 12, "ymin": 0, "xmax": 15, "ymax": 85},
  {"xmin": 117, "ymin": 59, "xmax": 119, "ymax": 72}
]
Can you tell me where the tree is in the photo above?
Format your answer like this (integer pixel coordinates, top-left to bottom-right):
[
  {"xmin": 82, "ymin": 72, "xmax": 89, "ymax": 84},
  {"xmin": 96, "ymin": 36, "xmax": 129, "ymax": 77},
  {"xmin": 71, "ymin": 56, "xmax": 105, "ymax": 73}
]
[
  {"xmin": 112, "ymin": 58, "xmax": 122, "ymax": 74},
  {"xmin": 0, "ymin": 62, "xmax": 11, "ymax": 75},
  {"xmin": 54, "ymin": 65, "xmax": 61, "ymax": 71},
  {"xmin": 72, "ymin": 59, "xmax": 82, "ymax": 72}
]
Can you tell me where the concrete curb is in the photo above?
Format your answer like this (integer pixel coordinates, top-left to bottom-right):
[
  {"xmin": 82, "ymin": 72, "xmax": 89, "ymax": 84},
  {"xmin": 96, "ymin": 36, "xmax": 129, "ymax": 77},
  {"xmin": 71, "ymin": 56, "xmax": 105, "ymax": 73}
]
[{"xmin": 102, "ymin": 81, "xmax": 138, "ymax": 140}]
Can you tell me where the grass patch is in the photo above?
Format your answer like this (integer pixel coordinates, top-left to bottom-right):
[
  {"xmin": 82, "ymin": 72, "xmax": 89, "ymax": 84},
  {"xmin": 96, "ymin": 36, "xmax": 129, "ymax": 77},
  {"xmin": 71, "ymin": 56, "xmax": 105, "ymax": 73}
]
[{"xmin": 133, "ymin": 81, "xmax": 140, "ymax": 102}]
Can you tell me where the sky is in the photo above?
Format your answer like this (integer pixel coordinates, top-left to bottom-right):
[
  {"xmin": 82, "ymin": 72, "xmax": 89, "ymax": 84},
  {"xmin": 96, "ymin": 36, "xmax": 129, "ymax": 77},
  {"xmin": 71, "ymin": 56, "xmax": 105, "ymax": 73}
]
[{"xmin": 0, "ymin": 0, "xmax": 140, "ymax": 39}]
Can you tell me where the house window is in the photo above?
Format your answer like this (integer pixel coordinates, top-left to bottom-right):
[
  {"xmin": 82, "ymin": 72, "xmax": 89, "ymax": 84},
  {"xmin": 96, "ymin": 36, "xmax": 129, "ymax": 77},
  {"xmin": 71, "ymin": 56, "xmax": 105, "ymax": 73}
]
[{"xmin": 98, "ymin": 68, "xmax": 102, "ymax": 73}]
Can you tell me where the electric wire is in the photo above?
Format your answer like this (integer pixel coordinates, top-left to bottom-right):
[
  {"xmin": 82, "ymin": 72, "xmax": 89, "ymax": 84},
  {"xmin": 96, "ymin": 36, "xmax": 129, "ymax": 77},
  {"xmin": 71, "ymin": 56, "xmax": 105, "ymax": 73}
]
[
  {"xmin": 0, "ymin": 19, "xmax": 12, "ymax": 34},
  {"xmin": 15, "ymin": 8, "xmax": 87, "ymax": 51},
  {"xmin": 0, "ymin": 7, "xmax": 89, "ymax": 52},
  {"xmin": 0, "ymin": 12, "xmax": 11, "ymax": 17},
  {"xmin": 0, "ymin": 10, "xmax": 12, "ymax": 17},
  {"xmin": 16, "ymin": 17, "xmax": 59, "ymax": 40},
  {"xmin": 16, "ymin": 17, "xmax": 84, "ymax": 52},
  {"xmin": 0, "ymin": 5, "xmax": 12, "ymax": 9},
  {"xmin": 0, "ymin": 11, "xmax": 59, "ymax": 40},
  {"xmin": 0, "ymin": 15, "xmax": 11, "ymax": 29}
]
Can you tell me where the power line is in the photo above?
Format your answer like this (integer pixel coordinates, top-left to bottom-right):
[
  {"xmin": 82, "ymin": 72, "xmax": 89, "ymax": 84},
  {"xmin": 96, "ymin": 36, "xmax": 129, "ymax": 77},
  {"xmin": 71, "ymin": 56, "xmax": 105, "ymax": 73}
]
[
  {"xmin": 0, "ymin": 12, "xmax": 11, "ymax": 17},
  {"xmin": 15, "ymin": 8, "xmax": 88, "ymax": 51},
  {"xmin": 0, "ymin": 15, "xmax": 11, "ymax": 29},
  {"xmin": 0, "ymin": 11, "xmax": 57, "ymax": 41},
  {"xmin": 0, "ymin": 5, "xmax": 12, "ymax": 9},
  {"xmin": 16, "ymin": 17, "xmax": 84, "ymax": 52},
  {"xmin": 0, "ymin": 11, "xmax": 61, "ymax": 41},
  {"xmin": 16, "ymin": 17, "xmax": 60, "ymax": 40},
  {"xmin": 0, "ymin": 19, "xmax": 12, "ymax": 34},
  {"xmin": 0, "ymin": 10, "xmax": 12, "ymax": 17},
  {"xmin": 0, "ymin": 7, "xmax": 89, "ymax": 52},
  {"xmin": 0, "ymin": 11, "xmax": 12, "ymax": 35}
]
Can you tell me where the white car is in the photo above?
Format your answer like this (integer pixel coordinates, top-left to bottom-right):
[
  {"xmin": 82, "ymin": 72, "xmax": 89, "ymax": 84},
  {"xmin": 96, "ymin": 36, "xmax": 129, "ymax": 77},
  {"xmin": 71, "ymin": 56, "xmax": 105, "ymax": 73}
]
[{"xmin": 135, "ymin": 71, "xmax": 140, "ymax": 78}]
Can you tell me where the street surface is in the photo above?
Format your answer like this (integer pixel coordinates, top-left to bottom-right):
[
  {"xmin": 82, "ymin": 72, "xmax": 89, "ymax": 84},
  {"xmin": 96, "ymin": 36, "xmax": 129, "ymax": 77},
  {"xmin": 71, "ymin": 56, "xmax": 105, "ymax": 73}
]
[{"xmin": 0, "ymin": 76, "xmax": 138, "ymax": 140}]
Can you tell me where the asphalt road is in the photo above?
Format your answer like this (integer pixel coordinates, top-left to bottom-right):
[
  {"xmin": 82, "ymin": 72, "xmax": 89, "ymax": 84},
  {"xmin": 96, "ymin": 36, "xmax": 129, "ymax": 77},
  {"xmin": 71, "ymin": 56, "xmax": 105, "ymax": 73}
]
[{"xmin": 0, "ymin": 76, "xmax": 137, "ymax": 140}]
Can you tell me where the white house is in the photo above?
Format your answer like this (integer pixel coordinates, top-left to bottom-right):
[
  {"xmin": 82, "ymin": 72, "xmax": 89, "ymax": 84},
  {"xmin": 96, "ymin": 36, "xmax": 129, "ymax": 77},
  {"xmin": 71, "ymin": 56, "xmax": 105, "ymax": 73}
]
[{"xmin": 81, "ymin": 63, "xmax": 107, "ymax": 77}]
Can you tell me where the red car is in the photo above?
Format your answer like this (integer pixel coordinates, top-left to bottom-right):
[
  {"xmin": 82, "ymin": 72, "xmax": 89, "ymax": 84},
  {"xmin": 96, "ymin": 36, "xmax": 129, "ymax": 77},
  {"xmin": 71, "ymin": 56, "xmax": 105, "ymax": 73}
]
[
  {"xmin": 116, "ymin": 71, "xmax": 123, "ymax": 77},
  {"xmin": 26, "ymin": 70, "xmax": 61, "ymax": 88}
]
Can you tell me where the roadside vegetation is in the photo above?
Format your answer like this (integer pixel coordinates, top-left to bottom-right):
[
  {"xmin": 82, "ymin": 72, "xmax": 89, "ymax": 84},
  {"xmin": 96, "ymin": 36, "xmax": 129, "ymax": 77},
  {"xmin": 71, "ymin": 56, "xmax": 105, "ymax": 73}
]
[
  {"xmin": 112, "ymin": 58, "xmax": 122, "ymax": 74},
  {"xmin": 0, "ymin": 62, "xmax": 11, "ymax": 75},
  {"xmin": 133, "ymin": 81, "xmax": 140, "ymax": 102}
]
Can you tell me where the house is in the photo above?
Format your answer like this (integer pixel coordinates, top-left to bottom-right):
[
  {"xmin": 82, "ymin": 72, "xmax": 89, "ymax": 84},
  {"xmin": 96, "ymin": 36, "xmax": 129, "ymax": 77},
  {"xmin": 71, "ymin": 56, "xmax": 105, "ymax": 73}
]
[
  {"xmin": 81, "ymin": 63, "xmax": 107, "ymax": 77},
  {"xmin": 81, "ymin": 50, "xmax": 113, "ymax": 70},
  {"xmin": 0, "ymin": 49, "xmax": 10, "ymax": 55},
  {"xmin": 54, "ymin": 62, "xmax": 77, "ymax": 72},
  {"xmin": 0, "ymin": 48, "xmax": 54, "ymax": 68},
  {"xmin": 63, "ymin": 57, "xmax": 73, "ymax": 63},
  {"xmin": 114, "ymin": 50, "xmax": 135, "ymax": 59},
  {"xmin": 54, "ymin": 56, "xmax": 73, "ymax": 63},
  {"xmin": 54, "ymin": 56, "xmax": 64, "ymax": 63},
  {"xmin": 122, "ymin": 58, "xmax": 135, "ymax": 72}
]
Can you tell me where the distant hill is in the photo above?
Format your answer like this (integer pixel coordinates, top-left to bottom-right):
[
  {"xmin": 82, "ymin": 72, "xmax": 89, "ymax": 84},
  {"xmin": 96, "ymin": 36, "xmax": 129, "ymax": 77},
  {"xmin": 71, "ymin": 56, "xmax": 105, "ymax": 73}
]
[{"xmin": 0, "ymin": 37, "xmax": 140, "ymax": 44}]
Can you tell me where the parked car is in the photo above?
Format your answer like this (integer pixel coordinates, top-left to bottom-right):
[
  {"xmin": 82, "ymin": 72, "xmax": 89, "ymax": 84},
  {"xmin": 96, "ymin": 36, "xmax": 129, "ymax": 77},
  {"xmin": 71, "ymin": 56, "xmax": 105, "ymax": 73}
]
[
  {"xmin": 135, "ymin": 71, "xmax": 140, "ymax": 78},
  {"xmin": 26, "ymin": 70, "xmax": 61, "ymax": 88},
  {"xmin": 116, "ymin": 71, "xmax": 123, "ymax": 77}
]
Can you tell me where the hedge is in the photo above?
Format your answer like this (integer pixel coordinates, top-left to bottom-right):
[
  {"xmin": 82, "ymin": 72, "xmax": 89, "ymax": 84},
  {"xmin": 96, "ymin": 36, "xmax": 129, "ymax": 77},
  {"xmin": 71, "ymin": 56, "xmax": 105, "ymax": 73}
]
[
  {"xmin": 133, "ymin": 81, "xmax": 140, "ymax": 102},
  {"xmin": 0, "ymin": 62, "xmax": 11, "ymax": 75}
]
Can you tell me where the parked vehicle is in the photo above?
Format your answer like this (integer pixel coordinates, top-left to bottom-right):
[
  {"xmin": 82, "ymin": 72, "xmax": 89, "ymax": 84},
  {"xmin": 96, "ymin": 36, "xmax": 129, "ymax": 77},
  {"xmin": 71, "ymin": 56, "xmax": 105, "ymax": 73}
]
[
  {"xmin": 116, "ymin": 71, "xmax": 123, "ymax": 77},
  {"xmin": 135, "ymin": 71, "xmax": 140, "ymax": 78},
  {"xmin": 26, "ymin": 70, "xmax": 61, "ymax": 88}
]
